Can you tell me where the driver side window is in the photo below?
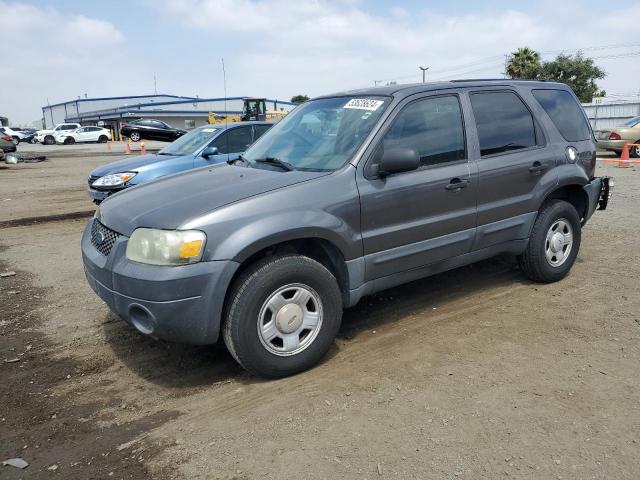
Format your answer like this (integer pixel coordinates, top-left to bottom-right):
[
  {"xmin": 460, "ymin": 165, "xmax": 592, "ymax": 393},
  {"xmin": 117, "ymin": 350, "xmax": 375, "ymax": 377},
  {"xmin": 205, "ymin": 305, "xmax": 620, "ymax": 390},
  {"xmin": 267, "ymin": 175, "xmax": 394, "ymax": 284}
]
[{"xmin": 368, "ymin": 95, "xmax": 466, "ymax": 176}]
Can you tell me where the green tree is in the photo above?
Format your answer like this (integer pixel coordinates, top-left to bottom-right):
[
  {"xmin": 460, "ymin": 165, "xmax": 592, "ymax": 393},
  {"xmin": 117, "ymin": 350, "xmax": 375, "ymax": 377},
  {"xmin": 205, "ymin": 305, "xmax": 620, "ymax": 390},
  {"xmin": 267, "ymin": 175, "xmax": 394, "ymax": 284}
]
[
  {"xmin": 539, "ymin": 52, "xmax": 606, "ymax": 103},
  {"xmin": 506, "ymin": 47, "xmax": 541, "ymax": 79},
  {"xmin": 291, "ymin": 94, "xmax": 310, "ymax": 104}
]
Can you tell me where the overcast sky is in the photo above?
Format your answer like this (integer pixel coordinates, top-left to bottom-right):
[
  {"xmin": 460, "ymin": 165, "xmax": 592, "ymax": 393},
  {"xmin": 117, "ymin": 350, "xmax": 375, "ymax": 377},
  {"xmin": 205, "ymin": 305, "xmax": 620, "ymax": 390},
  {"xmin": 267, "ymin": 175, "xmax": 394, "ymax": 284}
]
[{"xmin": 1, "ymin": 0, "xmax": 639, "ymax": 125}]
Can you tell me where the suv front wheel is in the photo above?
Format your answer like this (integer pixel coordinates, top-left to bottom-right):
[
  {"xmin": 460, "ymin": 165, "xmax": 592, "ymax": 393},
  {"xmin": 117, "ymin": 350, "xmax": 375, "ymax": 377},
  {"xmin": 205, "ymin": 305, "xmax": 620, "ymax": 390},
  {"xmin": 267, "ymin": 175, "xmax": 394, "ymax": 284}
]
[
  {"xmin": 223, "ymin": 254, "xmax": 343, "ymax": 378},
  {"xmin": 518, "ymin": 200, "xmax": 582, "ymax": 283}
]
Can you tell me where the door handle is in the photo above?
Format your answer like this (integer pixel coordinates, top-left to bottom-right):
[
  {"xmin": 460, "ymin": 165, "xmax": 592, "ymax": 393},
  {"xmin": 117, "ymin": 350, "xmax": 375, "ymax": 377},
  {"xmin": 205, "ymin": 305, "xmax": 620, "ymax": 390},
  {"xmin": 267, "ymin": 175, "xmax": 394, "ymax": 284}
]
[
  {"xmin": 528, "ymin": 161, "xmax": 547, "ymax": 174},
  {"xmin": 445, "ymin": 178, "xmax": 469, "ymax": 191}
]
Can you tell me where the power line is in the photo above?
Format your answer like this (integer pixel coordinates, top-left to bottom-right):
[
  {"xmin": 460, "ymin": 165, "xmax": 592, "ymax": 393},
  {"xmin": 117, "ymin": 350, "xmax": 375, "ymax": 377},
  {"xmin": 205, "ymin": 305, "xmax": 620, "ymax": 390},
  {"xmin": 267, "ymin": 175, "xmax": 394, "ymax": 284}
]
[{"xmin": 373, "ymin": 43, "xmax": 640, "ymax": 86}]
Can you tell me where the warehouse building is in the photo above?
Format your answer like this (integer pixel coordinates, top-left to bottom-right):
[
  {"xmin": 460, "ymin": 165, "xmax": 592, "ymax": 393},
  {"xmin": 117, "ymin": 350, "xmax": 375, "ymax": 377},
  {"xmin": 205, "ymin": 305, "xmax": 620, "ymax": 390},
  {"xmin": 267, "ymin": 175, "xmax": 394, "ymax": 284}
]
[{"xmin": 41, "ymin": 94, "xmax": 297, "ymax": 139}]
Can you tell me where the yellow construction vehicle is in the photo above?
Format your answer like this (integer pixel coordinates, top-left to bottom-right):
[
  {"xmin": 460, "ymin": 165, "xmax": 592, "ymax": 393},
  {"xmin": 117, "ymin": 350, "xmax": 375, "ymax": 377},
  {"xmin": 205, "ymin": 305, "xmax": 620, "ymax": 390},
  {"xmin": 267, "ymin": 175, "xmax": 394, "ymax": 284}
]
[{"xmin": 209, "ymin": 98, "xmax": 288, "ymax": 124}]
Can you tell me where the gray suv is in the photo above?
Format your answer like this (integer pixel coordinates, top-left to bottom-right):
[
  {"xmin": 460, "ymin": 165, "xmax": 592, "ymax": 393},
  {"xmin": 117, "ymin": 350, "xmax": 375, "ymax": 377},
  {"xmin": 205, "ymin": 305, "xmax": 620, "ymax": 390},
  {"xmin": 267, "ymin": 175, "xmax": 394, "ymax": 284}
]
[{"xmin": 82, "ymin": 80, "xmax": 612, "ymax": 378}]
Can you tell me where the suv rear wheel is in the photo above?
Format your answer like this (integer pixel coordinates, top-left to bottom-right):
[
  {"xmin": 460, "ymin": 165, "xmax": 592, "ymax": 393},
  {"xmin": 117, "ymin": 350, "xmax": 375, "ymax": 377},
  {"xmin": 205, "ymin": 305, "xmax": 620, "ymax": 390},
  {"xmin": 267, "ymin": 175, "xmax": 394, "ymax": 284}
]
[
  {"xmin": 223, "ymin": 254, "xmax": 343, "ymax": 378},
  {"xmin": 518, "ymin": 200, "xmax": 581, "ymax": 283},
  {"xmin": 129, "ymin": 131, "xmax": 141, "ymax": 142}
]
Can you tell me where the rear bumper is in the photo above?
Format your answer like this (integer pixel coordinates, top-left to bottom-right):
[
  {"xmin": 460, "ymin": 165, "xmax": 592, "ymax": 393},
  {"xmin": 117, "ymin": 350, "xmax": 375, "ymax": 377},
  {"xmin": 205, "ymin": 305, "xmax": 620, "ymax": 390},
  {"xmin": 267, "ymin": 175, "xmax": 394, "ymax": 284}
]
[
  {"xmin": 596, "ymin": 139, "xmax": 626, "ymax": 151},
  {"xmin": 582, "ymin": 176, "xmax": 613, "ymax": 224},
  {"xmin": 81, "ymin": 220, "xmax": 239, "ymax": 344}
]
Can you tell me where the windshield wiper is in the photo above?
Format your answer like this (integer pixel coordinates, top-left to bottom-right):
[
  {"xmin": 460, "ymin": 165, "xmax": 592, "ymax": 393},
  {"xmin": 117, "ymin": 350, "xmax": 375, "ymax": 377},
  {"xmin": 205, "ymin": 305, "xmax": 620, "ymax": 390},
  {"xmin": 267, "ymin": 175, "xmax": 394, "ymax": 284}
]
[
  {"xmin": 157, "ymin": 152, "xmax": 174, "ymax": 156},
  {"xmin": 253, "ymin": 157, "xmax": 295, "ymax": 171},
  {"xmin": 227, "ymin": 154, "xmax": 250, "ymax": 166}
]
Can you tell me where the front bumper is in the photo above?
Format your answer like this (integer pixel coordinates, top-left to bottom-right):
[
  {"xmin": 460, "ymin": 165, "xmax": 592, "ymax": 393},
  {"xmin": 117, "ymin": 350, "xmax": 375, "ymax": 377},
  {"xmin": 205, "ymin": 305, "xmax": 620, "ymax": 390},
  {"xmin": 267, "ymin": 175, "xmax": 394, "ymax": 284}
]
[
  {"xmin": 87, "ymin": 187, "xmax": 118, "ymax": 203},
  {"xmin": 81, "ymin": 220, "xmax": 239, "ymax": 344},
  {"xmin": 582, "ymin": 176, "xmax": 613, "ymax": 224}
]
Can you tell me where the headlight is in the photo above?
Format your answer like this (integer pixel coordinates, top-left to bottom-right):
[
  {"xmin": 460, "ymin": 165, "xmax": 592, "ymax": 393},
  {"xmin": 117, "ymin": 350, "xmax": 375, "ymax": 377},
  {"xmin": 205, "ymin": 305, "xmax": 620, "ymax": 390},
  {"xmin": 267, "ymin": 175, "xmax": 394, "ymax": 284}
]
[
  {"xmin": 126, "ymin": 228, "xmax": 206, "ymax": 266},
  {"xmin": 92, "ymin": 172, "xmax": 137, "ymax": 188}
]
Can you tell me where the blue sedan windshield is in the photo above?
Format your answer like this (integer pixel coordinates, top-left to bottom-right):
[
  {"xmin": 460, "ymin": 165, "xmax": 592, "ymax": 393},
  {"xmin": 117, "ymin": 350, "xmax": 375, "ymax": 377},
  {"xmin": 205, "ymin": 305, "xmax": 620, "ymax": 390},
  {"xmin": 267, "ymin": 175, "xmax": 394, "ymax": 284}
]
[
  {"xmin": 243, "ymin": 96, "xmax": 389, "ymax": 171},
  {"xmin": 159, "ymin": 127, "xmax": 219, "ymax": 156}
]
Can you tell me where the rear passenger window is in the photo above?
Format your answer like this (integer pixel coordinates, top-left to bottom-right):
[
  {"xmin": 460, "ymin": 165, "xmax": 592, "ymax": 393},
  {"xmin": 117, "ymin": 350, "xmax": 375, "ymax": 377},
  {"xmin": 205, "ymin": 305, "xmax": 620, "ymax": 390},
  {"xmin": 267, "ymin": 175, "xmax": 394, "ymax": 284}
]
[
  {"xmin": 381, "ymin": 95, "xmax": 466, "ymax": 168},
  {"xmin": 532, "ymin": 89, "xmax": 592, "ymax": 142},
  {"xmin": 470, "ymin": 91, "xmax": 536, "ymax": 156}
]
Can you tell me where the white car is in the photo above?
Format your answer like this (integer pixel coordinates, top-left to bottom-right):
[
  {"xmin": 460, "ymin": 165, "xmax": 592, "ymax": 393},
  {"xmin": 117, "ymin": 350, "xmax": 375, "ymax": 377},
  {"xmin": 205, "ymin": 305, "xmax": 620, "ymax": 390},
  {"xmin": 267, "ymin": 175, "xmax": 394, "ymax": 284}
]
[
  {"xmin": 55, "ymin": 126, "xmax": 112, "ymax": 145},
  {"xmin": 0, "ymin": 126, "xmax": 25, "ymax": 145},
  {"xmin": 36, "ymin": 123, "xmax": 81, "ymax": 145}
]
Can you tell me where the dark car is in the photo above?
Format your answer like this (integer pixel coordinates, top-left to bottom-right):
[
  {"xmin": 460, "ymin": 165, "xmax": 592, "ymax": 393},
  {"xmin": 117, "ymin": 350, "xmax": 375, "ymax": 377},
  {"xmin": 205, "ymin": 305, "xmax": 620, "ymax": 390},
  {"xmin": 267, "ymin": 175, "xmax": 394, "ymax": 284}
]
[
  {"xmin": 87, "ymin": 122, "xmax": 272, "ymax": 203},
  {"xmin": 120, "ymin": 119, "xmax": 187, "ymax": 142},
  {"xmin": 0, "ymin": 133, "xmax": 17, "ymax": 153},
  {"xmin": 15, "ymin": 128, "xmax": 38, "ymax": 144},
  {"xmin": 82, "ymin": 80, "xmax": 612, "ymax": 378}
]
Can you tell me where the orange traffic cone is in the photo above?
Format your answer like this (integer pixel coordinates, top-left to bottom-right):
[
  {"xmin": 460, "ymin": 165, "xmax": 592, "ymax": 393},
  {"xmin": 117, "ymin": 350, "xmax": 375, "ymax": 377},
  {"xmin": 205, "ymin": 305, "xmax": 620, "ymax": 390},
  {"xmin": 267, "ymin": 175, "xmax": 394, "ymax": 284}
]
[
  {"xmin": 125, "ymin": 140, "xmax": 131, "ymax": 155},
  {"xmin": 140, "ymin": 142, "xmax": 146, "ymax": 155},
  {"xmin": 618, "ymin": 144, "xmax": 630, "ymax": 168}
]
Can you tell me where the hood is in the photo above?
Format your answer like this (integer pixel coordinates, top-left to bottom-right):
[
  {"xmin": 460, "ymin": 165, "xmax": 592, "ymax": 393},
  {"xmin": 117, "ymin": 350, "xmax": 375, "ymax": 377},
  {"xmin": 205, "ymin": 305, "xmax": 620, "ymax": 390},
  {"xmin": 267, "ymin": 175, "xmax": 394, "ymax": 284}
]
[
  {"xmin": 37, "ymin": 129, "xmax": 54, "ymax": 135},
  {"xmin": 90, "ymin": 153, "xmax": 183, "ymax": 177},
  {"xmin": 98, "ymin": 164, "xmax": 328, "ymax": 235}
]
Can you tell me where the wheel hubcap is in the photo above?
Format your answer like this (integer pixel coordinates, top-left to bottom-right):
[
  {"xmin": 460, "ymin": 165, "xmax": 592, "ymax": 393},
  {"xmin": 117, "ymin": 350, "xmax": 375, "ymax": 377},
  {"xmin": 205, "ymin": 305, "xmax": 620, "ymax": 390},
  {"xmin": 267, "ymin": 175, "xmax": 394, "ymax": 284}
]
[
  {"xmin": 257, "ymin": 283, "xmax": 323, "ymax": 356},
  {"xmin": 545, "ymin": 218, "xmax": 573, "ymax": 267}
]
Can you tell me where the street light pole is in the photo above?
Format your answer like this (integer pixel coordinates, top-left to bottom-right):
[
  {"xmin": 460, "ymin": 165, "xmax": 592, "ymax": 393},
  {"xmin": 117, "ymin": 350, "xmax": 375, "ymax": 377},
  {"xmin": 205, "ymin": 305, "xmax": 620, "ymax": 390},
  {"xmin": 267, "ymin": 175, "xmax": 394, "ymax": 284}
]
[{"xmin": 419, "ymin": 66, "xmax": 429, "ymax": 83}]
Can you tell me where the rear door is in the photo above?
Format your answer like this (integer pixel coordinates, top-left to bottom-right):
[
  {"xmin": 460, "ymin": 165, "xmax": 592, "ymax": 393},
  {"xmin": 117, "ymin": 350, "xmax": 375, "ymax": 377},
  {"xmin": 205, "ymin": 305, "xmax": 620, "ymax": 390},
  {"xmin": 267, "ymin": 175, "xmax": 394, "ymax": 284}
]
[
  {"xmin": 467, "ymin": 89, "xmax": 558, "ymax": 250},
  {"xmin": 252, "ymin": 124, "xmax": 272, "ymax": 144},
  {"xmin": 357, "ymin": 92, "xmax": 477, "ymax": 280}
]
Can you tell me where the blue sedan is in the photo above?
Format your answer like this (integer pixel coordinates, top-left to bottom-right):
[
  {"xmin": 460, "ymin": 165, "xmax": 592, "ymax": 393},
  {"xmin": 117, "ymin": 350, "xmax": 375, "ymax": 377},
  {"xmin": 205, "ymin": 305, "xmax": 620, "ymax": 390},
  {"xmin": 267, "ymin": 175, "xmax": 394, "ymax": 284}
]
[{"xmin": 87, "ymin": 122, "xmax": 272, "ymax": 204}]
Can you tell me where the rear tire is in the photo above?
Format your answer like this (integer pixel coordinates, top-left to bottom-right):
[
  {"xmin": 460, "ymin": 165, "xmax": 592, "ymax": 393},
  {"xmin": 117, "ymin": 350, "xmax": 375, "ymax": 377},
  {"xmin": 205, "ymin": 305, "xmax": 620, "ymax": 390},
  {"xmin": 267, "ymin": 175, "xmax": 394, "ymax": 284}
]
[
  {"xmin": 518, "ymin": 200, "xmax": 581, "ymax": 283},
  {"xmin": 98, "ymin": 135, "xmax": 108, "ymax": 143},
  {"xmin": 63, "ymin": 137, "xmax": 75, "ymax": 145},
  {"xmin": 223, "ymin": 254, "xmax": 343, "ymax": 378},
  {"xmin": 129, "ymin": 131, "xmax": 141, "ymax": 142},
  {"xmin": 11, "ymin": 136, "xmax": 19, "ymax": 145}
]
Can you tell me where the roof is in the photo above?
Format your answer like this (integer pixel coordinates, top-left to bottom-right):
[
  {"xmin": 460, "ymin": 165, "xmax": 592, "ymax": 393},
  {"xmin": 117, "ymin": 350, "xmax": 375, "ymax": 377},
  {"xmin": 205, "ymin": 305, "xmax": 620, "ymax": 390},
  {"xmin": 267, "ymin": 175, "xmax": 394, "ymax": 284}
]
[{"xmin": 319, "ymin": 79, "xmax": 568, "ymax": 99}]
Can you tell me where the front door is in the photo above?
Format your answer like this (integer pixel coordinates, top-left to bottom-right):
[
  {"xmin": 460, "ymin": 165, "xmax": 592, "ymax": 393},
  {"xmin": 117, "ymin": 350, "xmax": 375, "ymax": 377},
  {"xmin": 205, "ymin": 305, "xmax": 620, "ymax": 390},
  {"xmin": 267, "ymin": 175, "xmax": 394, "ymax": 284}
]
[
  {"xmin": 357, "ymin": 93, "xmax": 477, "ymax": 280},
  {"xmin": 196, "ymin": 126, "xmax": 254, "ymax": 166},
  {"xmin": 467, "ymin": 89, "xmax": 558, "ymax": 249}
]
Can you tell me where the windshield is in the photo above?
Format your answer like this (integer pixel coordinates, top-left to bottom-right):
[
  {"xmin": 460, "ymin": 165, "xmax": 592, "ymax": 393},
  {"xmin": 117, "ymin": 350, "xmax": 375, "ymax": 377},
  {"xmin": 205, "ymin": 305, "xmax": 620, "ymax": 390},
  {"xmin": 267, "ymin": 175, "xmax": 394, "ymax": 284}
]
[
  {"xmin": 620, "ymin": 116, "xmax": 640, "ymax": 128},
  {"xmin": 158, "ymin": 127, "xmax": 219, "ymax": 156},
  {"xmin": 243, "ymin": 96, "xmax": 390, "ymax": 171}
]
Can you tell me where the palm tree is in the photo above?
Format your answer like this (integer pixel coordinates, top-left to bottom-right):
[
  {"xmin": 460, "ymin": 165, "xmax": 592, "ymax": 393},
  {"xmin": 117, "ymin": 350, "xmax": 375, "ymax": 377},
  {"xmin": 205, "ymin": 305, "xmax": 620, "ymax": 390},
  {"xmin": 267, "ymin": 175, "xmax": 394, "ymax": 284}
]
[{"xmin": 506, "ymin": 47, "xmax": 541, "ymax": 79}]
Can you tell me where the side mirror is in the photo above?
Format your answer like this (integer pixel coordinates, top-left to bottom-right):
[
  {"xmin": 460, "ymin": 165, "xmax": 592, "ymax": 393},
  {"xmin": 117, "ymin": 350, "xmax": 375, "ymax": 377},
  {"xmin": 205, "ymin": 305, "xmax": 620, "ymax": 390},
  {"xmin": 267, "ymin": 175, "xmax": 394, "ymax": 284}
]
[
  {"xmin": 378, "ymin": 148, "xmax": 420, "ymax": 177},
  {"xmin": 201, "ymin": 146, "xmax": 219, "ymax": 158}
]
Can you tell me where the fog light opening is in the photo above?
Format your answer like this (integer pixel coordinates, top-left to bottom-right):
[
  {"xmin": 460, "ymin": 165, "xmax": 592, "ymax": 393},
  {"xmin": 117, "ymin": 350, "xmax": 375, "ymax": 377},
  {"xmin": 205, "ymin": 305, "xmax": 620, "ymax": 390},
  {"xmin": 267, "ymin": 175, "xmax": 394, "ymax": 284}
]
[{"xmin": 129, "ymin": 304, "xmax": 155, "ymax": 335}]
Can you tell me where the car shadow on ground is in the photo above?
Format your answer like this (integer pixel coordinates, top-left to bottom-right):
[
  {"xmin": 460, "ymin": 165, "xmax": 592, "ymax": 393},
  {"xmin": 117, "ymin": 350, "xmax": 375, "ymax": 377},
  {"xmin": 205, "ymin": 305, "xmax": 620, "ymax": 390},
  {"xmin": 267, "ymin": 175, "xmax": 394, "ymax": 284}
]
[{"xmin": 102, "ymin": 255, "xmax": 529, "ymax": 389}]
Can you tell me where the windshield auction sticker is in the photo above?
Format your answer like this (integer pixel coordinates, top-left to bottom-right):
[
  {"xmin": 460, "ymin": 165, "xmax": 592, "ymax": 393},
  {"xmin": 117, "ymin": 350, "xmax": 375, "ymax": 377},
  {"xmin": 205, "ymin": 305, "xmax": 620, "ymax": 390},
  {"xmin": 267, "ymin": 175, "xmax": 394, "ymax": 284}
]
[{"xmin": 343, "ymin": 98, "xmax": 384, "ymax": 111}]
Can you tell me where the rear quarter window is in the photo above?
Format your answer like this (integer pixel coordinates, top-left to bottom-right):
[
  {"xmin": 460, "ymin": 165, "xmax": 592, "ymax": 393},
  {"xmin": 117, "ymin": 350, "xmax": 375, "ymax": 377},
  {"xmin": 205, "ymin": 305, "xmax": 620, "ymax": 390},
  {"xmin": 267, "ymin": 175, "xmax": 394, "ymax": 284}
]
[{"xmin": 532, "ymin": 89, "xmax": 592, "ymax": 142}]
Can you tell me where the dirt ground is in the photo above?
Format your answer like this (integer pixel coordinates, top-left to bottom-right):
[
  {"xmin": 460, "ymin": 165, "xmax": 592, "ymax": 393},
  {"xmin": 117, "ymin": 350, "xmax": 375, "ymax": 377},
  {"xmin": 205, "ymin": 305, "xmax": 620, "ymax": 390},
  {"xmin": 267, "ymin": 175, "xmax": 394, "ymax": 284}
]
[{"xmin": 1, "ymin": 154, "xmax": 639, "ymax": 479}]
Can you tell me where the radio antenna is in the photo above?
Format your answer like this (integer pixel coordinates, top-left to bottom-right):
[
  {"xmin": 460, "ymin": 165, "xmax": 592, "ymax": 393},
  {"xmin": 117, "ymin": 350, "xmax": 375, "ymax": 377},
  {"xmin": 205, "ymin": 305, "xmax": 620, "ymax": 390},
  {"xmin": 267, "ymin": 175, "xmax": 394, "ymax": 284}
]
[{"xmin": 222, "ymin": 57, "xmax": 229, "ymax": 158}]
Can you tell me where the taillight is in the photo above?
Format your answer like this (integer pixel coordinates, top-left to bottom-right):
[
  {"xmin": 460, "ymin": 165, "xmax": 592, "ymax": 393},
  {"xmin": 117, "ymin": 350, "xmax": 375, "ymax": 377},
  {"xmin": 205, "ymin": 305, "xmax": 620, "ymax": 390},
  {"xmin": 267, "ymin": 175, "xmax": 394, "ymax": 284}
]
[
  {"xmin": 609, "ymin": 132, "xmax": 621, "ymax": 140},
  {"xmin": 2, "ymin": 135, "xmax": 11, "ymax": 141}
]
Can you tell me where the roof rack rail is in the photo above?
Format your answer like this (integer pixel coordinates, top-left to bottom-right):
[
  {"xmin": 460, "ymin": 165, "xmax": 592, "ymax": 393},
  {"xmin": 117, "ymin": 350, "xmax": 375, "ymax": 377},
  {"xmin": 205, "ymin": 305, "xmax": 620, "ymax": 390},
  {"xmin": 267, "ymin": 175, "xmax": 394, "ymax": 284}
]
[{"xmin": 449, "ymin": 78, "xmax": 545, "ymax": 82}]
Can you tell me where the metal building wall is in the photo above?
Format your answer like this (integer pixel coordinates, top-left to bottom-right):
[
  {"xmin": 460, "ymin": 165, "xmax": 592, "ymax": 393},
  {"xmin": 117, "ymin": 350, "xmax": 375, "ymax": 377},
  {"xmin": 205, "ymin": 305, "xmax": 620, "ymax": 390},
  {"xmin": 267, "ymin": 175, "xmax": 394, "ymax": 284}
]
[{"xmin": 583, "ymin": 102, "xmax": 640, "ymax": 130}]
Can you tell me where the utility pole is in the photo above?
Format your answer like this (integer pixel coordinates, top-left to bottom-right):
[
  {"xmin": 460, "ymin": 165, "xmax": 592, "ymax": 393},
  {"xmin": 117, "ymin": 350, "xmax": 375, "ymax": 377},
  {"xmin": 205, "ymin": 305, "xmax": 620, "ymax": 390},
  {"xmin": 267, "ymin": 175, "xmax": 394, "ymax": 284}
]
[{"xmin": 419, "ymin": 66, "xmax": 429, "ymax": 83}]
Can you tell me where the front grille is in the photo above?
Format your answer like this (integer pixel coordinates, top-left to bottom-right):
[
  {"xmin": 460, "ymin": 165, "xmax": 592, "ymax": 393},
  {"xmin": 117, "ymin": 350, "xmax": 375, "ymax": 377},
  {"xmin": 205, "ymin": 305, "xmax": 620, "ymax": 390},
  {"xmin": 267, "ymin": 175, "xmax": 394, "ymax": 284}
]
[
  {"xmin": 90, "ymin": 220, "xmax": 121, "ymax": 256},
  {"xmin": 88, "ymin": 175, "xmax": 100, "ymax": 187}
]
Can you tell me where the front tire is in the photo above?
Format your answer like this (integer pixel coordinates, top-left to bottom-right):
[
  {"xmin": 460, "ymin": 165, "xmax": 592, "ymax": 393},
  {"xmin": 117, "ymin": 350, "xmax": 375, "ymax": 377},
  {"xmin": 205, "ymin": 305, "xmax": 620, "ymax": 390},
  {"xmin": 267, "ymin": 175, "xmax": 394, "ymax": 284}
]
[
  {"xmin": 43, "ymin": 135, "xmax": 55, "ymax": 145},
  {"xmin": 129, "ymin": 131, "xmax": 141, "ymax": 142},
  {"xmin": 223, "ymin": 255, "xmax": 343, "ymax": 378},
  {"xmin": 518, "ymin": 200, "xmax": 581, "ymax": 283},
  {"xmin": 630, "ymin": 143, "xmax": 640, "ymax": 158},
  {"xmin": 63, "ymin": 137, "xmax": 75, "ymax": 145}
]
